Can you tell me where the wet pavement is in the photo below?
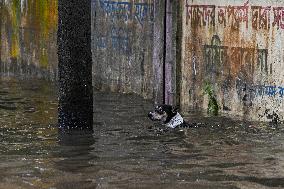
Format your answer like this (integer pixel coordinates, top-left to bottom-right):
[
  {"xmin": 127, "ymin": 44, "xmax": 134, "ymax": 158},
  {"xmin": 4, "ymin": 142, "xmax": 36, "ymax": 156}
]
[{"xmin": 0, "ymin": 79, "xmax": 284, "ymax": 189}]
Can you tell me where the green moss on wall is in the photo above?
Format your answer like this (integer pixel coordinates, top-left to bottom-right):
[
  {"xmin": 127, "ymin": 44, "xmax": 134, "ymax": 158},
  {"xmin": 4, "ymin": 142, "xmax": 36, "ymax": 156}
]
[{"xmin": 203, "ymin": 82, "xmax": 219, "ymax": 116}]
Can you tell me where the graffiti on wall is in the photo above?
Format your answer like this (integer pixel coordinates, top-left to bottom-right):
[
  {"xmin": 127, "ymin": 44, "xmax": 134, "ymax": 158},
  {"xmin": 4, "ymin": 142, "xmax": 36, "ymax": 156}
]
[
  {"xmin": 234, "ymin": 78, "xmax": 284, "ymax": 111},
  {"xmin": 254, "ymin": 85, "xmax": 284, "ymax": 98},
  {"xmin": 111, "ymin": 26, "xmax": 130, "ymax": 54},
  {"xmin": 236, "ymin": 80, "xmax": 284, "ymax": 98},
  {"xmin": 203, "ymin": 35, "xmax": 229, "ymax": 76},
  {"xmin": 96, "ymin": 26, "xmax": 131, "ymax": 55},
  {"xmin": 203, "ymin": 35, "xmax": 270, "ymax": 78},
  {"xmin": 99, "ymin": 0, "xmax": 154, "ymax": 26},
  {"xmin": 94, "ymin": 0, "xmax": 155, "ymax": 55},
  {"xmin": 185, "ymin": 0, "xmax": 284, "ymax": 30},
  {"xmin": 200, "ymin": 35, "xmax": 278, "ymax": 109}
]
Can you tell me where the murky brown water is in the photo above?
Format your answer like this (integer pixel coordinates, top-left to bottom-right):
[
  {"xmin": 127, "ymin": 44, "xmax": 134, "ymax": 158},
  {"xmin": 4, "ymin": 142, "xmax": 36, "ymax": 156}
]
[{"xmin": 0, "ymin": 79, "xmax": 284, "ymax": 189}]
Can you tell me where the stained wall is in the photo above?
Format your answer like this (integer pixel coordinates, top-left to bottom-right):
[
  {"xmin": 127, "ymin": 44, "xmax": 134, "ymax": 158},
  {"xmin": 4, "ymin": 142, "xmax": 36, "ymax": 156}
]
[
  {"xmin": 3, "ymin": 0, "xmax": 283, "ymax": 121},
  {"xmin": 1, "ymin": 0, "xmax": 165, "ymax": 101},
  {"xmin": 0, "ymin": 0, "xmax": 58, "ymax": 79},
  {"xmin": 91, "ymin": 0, "xmax": 165, "ymax": 99},
  {"xmin": 181, "ymin": 0, "xmax": 284, "ymax": 121}
]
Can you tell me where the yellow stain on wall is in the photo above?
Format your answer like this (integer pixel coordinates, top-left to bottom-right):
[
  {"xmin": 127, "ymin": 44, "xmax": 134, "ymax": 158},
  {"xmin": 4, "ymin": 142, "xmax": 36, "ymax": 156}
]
[
  {"xmin": 34, "ymin": 0, "xmax": 58, "ymax": 39},
  {"xmin": 11, "ymin": 0, "xmax": 21, "ymax": 27},
  {"xmin": 5, "ymin": 0, "xmax": 58, "ymax": 64},
  {"xmin": 10, "ymin": 0, "xmax": 20, "ymax": 58},
  {"xmin": 48, "ymin": 0, "xmax": 58, "ymax": 31},
  {"xmin": 11, "ymin": 34, "xmax": 19, "ymax": 58},
  {"xmin": 40, "ymin": 47, "xmax": 48, "ymax": 68},
  {"xmin": 33, "ymin": 0, "xmax": 58, "ymax": 67},
  {"xmin": 39, "ymin": 0, "xmax": 49, "ymax": 39}
]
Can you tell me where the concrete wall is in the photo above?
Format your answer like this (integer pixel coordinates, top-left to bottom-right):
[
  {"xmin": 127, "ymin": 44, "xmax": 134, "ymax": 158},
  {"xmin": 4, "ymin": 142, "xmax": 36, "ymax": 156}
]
[
  {"xmin": 0, "ymin": 0, "xmax": 58, "ymax": 79},
  {"xmin": 3, "ymin": 0, "xmax": 284, "ymax": 122},
  {"xmin": 181, "ymin": 0, "xmax": 284, "ymax": 121},
  {"xmin": 91, "ymin": 0, "xmax": 165, "ymax": 100},
  {"xmin": 0, "ymin": 0, "xmax": 165, "ymax": 101}
]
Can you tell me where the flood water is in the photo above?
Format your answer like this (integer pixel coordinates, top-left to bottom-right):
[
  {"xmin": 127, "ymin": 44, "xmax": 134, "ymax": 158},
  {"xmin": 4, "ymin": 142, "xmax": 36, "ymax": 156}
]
[{"xmin": 1, "ymin": 79, "xmax": 284, "ymax": 189}]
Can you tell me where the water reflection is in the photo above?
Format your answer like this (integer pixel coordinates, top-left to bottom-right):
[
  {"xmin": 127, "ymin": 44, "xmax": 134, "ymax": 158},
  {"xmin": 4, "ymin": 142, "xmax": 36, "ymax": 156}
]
[
  {"xmin": 52, "ymin": 131, "xmax": 98, "ymax": 189},
  {"xmin": 56, "ymin": 130, "xmax": 96, "ymax": 172}
]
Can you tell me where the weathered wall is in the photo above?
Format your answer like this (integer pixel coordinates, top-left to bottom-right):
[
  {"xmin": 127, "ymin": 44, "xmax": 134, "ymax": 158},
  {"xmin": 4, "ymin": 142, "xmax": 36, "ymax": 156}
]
[
  {"xmin": 181, "ymin": 0, "xmax": 284, "ymax": 121},
  {"xmin": 0, "ymin": 0, "xmax": 58, "ymax": 79},
  {"xmin": 91, "ymin": 0, "xmax": 165, "ymax": 99},
  {"xmin": 5, "ymin": 0, "xmax": 283, "ymax": 122},
  {"xmin": 1, "ymin": 0, "xmax": 167, "ymax": 102}
]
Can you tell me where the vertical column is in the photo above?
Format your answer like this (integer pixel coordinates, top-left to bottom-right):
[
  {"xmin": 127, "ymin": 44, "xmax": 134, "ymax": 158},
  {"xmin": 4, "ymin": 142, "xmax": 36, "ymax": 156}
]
[
  {"xmin": 175, "ymin": 0, "xmax": 183, "ymax": 107},
  {"xmin": 0, "ymin": 0, "xmax": 3, "ymax": 73},
  {"xmin": 152, "ymin": 0, "xmax": 165, "ymax": 105},
  {"xmin": 57, "ymin": 0, "xmax": 93, "ymax": 130},
  {"xmin": 164, "ymin": 0, "xmax": 175, "ymax": 105}
]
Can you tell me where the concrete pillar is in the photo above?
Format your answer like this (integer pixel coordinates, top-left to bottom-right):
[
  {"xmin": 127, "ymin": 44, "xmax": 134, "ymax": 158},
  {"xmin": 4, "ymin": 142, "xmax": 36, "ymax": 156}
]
[
  {"xmin": 57, "ymin": 0, "xmax": 93, "ymax": 130},
  {"xmin": 164, "ymin": 0, "xmax": 175, "ymax": 105},
  {"xmin": 0, "ymin": 0, "xmax": 3, "ymax": 71},
  {"xmin": 152, "ymin": 0, "xmax": 165, "ymax": 105}
]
